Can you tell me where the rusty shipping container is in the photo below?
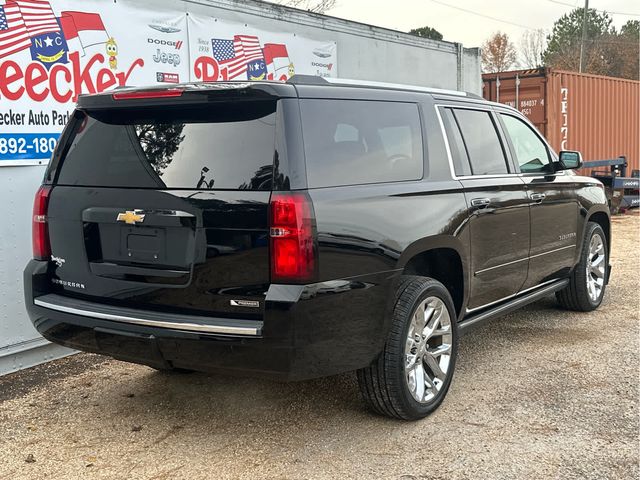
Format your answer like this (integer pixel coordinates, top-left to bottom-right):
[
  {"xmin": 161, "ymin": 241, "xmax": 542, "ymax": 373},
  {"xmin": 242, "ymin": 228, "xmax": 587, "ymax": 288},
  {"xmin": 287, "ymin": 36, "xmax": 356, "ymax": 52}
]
[{"xmin": 482, "ymin": 68, "xmax": 640, "ymax": 176}]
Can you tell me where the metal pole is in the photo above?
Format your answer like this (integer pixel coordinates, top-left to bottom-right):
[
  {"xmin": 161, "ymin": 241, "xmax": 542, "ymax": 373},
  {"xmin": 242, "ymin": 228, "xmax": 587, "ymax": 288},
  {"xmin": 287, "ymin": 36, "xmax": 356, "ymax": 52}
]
[
  {"xmin": 579, "ymin": 0, "xmax": 589, "ymax": 73},
  {"xmin": 515, "ymin": 74, "xmax": 520, "ymax": 112}
]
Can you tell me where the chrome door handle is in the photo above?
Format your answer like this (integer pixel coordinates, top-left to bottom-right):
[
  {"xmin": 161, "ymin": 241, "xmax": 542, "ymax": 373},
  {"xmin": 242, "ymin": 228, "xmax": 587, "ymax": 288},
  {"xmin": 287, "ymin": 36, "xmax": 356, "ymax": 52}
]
[
  {"xmin": 530, "ymin": 193, "xmax": 546, "ymax": 203},
  {"xmin": 470, "ymin": 198, "xmax": 491, "ymax": 209}
]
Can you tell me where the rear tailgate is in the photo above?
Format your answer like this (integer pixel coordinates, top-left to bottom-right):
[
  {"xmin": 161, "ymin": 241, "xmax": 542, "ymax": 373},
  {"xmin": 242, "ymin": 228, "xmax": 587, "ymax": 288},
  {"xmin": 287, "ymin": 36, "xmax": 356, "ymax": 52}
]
[
  {"xmin": 43, "ymin": 89, "xmax": 289, "ymax": 320},
  {"xmin": 47, "ymin": 187, "xmax": 270, "ymax": 318}
]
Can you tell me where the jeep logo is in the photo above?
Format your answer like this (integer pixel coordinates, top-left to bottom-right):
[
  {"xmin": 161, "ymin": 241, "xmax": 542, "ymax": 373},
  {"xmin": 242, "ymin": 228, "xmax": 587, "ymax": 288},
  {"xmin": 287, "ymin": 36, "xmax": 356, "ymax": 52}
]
[
  {"xmin": 148, "ymin": 38, "xmax": 183, "ymax": 49},
  {"xmin": 153, "ymin": 49, "xmax": 181, "ymax": 66}
]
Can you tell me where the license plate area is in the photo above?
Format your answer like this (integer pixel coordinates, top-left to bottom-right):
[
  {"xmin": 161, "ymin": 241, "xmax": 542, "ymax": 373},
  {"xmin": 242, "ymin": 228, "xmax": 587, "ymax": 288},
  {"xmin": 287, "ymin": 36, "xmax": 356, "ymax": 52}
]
[
  {"xmin": 88, "ymin": 222, "xmax": 196, "ymax": 270},
  {"xmin": 120, "ymin": 226, "xmax": 165, "ymax": 264}
]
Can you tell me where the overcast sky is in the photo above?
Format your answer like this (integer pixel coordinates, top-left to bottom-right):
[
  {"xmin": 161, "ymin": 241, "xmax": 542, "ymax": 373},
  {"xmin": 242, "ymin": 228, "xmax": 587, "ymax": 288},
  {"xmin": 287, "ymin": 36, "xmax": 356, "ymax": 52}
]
[{"xmin": 321, "ymin": 0, "xmax": 639, "ymax": 48}]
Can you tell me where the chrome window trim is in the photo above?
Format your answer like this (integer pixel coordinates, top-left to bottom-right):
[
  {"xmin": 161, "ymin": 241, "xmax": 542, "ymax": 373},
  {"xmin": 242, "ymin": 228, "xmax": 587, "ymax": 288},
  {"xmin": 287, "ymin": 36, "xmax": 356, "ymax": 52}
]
[
  {"xmin": 434, "ymin": 105, "xmax": 458, "ymax": 180},
  {"xmin": 435, "ymin": 103, "xmax": 568, "ymax": 180},
  {"xmin": 435, "ymin": 103, "xmax": 519, "ymax": 181}
]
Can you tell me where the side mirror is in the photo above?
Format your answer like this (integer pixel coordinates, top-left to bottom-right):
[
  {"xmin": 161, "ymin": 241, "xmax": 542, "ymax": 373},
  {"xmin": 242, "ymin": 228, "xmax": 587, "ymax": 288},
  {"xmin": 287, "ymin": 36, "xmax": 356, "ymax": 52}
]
[{"xmin": 558, "ymin": 150, "xmax": 583, "ymax": 170}]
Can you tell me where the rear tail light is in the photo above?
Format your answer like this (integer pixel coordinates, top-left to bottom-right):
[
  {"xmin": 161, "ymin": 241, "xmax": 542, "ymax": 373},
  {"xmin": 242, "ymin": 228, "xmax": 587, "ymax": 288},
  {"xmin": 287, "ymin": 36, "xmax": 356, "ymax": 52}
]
[
  {"xmin": 269, "ymin": 192, "xmax": 317, "ymax": 284},
  {"xmin": 32, "ymin": 186, "xmax": 51, "ymax": 260}
]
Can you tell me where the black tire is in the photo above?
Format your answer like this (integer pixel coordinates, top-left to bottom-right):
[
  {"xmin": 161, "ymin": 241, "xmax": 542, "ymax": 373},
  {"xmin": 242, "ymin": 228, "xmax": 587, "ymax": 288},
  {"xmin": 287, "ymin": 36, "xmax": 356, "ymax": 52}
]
[
  {"xmin": 556, "ymin": 222, "xmax": 608, "ymax": 312},
  {"xmin": 357, "ymin": 276, "xmax": 459, "ymax": 420}
]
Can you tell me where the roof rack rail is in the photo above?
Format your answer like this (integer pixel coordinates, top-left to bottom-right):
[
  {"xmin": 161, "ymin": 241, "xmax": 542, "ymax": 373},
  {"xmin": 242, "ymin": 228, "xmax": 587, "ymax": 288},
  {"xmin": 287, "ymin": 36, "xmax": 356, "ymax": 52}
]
[{"xmin": 287, "ymin": 74, "xmax": 470, "ymax": 97}]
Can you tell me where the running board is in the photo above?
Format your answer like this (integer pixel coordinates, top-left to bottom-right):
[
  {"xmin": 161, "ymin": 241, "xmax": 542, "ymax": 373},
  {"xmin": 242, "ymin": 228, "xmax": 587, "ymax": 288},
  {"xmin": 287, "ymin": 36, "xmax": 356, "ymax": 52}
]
[{"xmin": 458, "ymin": 279, "xmax": 570, "ymax": 335}]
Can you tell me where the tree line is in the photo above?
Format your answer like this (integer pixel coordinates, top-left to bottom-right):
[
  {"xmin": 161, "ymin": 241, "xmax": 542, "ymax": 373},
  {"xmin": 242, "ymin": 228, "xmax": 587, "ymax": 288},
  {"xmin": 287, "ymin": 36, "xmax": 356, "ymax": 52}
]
[
  {"xmin": 410, "ymin": 8, "xmax": 639, "ymax": 80},
  {"xmin": 273, "ymin": 2, "xmax": 638, "ymax": 80}
]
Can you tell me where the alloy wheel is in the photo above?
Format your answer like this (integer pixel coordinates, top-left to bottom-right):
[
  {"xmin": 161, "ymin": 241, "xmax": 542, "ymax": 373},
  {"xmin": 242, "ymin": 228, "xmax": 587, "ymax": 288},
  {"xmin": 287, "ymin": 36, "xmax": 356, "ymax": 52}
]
[
  {"xmin": 404, "ymin": 297, "xmax": 453, "ymax": 403},
  {"xmin": 586, "ymin": 233, "xmax": 606, "ymax": 303}
]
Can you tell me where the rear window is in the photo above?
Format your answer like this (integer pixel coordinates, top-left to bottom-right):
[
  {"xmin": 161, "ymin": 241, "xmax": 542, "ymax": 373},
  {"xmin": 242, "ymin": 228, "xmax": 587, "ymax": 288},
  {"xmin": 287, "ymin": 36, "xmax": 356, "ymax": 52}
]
[
  {"xmin": 56, "ymin": 102, "xmax": 277, "ymax": 190},
  {"xmin": 300, "ymin": 100, "xmax": 423, "ymax": 188}
]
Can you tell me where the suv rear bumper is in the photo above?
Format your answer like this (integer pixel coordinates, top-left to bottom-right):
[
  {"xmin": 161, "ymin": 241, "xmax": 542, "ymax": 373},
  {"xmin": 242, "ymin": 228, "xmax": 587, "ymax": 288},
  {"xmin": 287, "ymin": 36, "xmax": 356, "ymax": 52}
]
[
  {"xmin": 24, "ymin": 260, "xmax": 395, "ymax": 380},
  {"xmin": 34, "ymin": 294, "xmax": 263, "ymax": 336}
]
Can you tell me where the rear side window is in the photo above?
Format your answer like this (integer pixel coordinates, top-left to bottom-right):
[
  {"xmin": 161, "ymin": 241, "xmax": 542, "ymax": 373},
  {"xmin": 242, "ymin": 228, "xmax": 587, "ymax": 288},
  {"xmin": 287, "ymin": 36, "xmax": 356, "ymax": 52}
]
[
  {"xmin": 56, "ymin": 102, "xmax": 277, "ymax": 190},
  {"xmin": 300, "ymin": 100, "xmax": 423, "ymax": 188},
  {"xmin": 452, "ymin": 109, "xmax": 509, "ymax": 175},
  {"xmin": 440, "ymin": 108, "xmax": 471, "ymax": 176}
]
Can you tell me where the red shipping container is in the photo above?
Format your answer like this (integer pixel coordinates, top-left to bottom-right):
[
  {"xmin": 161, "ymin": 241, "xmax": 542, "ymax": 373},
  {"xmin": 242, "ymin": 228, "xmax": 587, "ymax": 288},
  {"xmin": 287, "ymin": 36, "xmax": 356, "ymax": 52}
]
[{"xmin": 482, "ymin": 68, "xmax": 640, "ymax": 176}]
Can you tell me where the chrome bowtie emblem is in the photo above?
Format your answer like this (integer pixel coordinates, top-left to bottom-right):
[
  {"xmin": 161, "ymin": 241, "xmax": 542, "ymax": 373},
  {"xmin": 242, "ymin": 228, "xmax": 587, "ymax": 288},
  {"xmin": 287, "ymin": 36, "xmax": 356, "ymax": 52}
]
[{"xmin": 116, "ymin": 210, "xmax": 145, "ymax": 225}]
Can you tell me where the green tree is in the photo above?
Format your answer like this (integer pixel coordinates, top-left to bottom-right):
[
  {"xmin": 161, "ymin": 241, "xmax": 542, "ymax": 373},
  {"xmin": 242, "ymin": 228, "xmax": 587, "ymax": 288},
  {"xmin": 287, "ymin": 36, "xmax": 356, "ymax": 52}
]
[
  {"xmin": 621, "ymin": 20, "xmax": 639, "ymax": 37},
  {"xmin": 543, "ymin": 8, "xmax": 615, "ymax": 74},
  {"xmin": 618, "ymin": 20, "xmax": 639, "ymax": 80},
  {"xmin": 408, "ymin": 26, "xmax": 444, "ymax": 41},
  {"xmin": 135, "ymin": 124, "xmax": 185, "ymax": 177}
]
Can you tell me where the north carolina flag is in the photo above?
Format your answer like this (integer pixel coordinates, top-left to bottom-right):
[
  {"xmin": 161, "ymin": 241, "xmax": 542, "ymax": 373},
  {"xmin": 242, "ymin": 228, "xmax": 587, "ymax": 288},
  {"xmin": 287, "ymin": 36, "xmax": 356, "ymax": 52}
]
[
  {"xmin": 59, "ymin": 10, "xmax": 108, "ymax": 53},
  {"xmin": 263, "ymin": 43, "xmax": 290, "ymax": 78}
]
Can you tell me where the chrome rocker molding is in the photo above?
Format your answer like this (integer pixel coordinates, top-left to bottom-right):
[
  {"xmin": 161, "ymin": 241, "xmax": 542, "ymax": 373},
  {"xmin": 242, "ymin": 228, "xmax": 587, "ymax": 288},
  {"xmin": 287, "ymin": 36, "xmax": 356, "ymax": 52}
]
[
  {"xmin": 34, "ymin": 294, "xmax": 262, "ymax": 336},
  {"xmin": 459, "ymin": 278, "xmax": 570, "ymax": 335},
  {"xmin": 474, "ymin": 245, "xmax": 577, "ymax": 276}
]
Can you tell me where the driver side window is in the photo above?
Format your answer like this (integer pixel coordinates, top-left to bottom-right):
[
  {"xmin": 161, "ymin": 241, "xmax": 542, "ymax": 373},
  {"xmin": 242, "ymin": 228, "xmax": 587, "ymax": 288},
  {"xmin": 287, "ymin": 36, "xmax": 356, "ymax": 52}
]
[{"xmin": 500, "ymin": 114, "xmax": 551, "ymax": 173}]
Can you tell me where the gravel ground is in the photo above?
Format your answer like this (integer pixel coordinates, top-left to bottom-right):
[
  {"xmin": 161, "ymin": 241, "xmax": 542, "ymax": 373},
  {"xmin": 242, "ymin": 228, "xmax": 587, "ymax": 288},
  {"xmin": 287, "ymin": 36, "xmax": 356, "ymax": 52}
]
[{"xmin": 1, "ymin": 214, "xmax": 638, "ymax": 480}]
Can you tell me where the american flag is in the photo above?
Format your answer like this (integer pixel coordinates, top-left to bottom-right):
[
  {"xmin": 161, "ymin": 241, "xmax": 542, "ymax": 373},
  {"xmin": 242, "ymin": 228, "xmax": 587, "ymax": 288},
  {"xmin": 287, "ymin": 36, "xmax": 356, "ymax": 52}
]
[
  {"xmin": 235, "ymin": 35, "xmax": 263, "ymax": 63},
  {"xmin": 0, "ymin": 2, "xmax": 31, "ymax": 59},
  {"xmin": 212, "ymin": 35, "xmax": 264, "ymax": 79},
  {"xmin": 14, "ymin": 0, "xmax": 60, "ymax": 38}
]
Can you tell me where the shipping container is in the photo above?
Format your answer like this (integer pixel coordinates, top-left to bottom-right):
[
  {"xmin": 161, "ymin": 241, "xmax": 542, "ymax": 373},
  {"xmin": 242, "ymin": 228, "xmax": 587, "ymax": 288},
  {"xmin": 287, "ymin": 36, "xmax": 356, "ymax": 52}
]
[{"xmin": 482, "ymin": 68, "xmax": 640, "ymax": 176}]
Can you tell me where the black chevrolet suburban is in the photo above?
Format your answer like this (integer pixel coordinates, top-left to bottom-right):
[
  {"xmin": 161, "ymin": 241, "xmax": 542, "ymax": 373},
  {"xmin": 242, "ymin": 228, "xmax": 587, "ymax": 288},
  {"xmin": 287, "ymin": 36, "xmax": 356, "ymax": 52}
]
[{"xmin": 24, "ymin": 76, "xmax": 611, "ymax": 420}]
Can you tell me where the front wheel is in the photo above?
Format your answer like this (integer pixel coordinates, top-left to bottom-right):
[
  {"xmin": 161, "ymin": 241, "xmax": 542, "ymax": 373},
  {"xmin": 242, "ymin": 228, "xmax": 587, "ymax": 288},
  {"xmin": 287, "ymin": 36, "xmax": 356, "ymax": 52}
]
[
  {"xmin": 556, "ymin": 222, "xmax": 608, "ymax": 311},
  {"xmin": 357, "ymin": 276, "xmax": 458, "ymax": 420}
]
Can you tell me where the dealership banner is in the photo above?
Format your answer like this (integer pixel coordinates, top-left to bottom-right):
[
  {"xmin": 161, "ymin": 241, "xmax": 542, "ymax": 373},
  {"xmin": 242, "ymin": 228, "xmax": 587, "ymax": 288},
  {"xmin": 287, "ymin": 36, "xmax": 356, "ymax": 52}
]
[
  {"xmin": 187, "ymin": 15, "xmax": 337, "ymax": 83},
  {"xmin": 0, "ymin": 0, "xmax": 337, "ymax": 166}
]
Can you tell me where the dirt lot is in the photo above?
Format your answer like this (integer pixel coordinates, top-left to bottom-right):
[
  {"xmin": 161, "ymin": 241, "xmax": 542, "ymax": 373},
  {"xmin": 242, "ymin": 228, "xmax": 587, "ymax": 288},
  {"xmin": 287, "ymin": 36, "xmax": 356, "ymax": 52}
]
[{"xmin": 0, "ymin": 215, "xmax": 638, "ymax": 480}]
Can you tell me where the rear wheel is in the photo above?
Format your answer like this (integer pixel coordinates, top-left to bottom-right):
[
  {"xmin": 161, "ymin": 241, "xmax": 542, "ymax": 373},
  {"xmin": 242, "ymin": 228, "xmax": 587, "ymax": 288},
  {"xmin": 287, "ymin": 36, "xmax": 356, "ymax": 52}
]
[
  {"xmin": 556, "ymin": 222, "xmax": 608, "ymax": 311},
  {"xmin": 357, "ymin": 276, "xmax": 458, "ymax": 420}
]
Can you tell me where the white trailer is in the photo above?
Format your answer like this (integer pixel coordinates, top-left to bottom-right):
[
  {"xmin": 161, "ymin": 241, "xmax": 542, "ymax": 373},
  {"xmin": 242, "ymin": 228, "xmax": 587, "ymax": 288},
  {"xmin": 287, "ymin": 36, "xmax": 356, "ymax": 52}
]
[{"xmin": 0, "ymin": 0, "xmax": 480, "ymax": 375}]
